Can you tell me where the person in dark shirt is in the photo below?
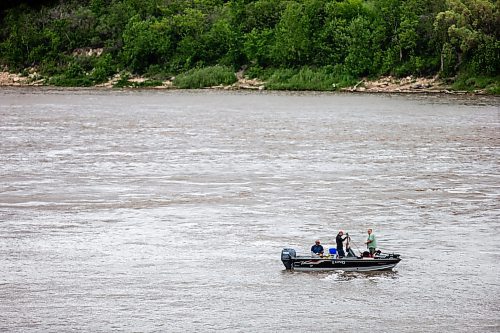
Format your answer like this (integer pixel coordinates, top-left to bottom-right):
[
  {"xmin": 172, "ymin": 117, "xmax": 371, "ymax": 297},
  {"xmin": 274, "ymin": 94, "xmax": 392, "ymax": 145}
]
[
  {"xmin": 310, "ymin": 240, "xmax": 324, "ymax": 256},
  {"xmin": 336, "ymin": 230, "xmax": 348, "ymax": 257}
]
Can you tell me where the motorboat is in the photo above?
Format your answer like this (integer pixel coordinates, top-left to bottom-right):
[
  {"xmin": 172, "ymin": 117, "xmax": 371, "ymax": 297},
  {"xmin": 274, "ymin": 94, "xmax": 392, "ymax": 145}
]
[{"xmin": 281, "ymin": 248, "xmax": 401, "ymax": 272}]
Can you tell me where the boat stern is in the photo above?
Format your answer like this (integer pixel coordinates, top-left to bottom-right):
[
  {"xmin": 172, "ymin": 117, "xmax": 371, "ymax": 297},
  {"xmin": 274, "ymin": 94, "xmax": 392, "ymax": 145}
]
[{"xmin": 281, "ymin": 248, "xmax": 296, "ymax": 270}]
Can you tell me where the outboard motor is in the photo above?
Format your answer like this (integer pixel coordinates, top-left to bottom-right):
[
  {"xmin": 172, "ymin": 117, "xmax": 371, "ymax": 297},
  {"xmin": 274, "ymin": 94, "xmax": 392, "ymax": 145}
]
[{"xmin": 281, "ymin": 248, "xmax": 296, "ymax": 270}]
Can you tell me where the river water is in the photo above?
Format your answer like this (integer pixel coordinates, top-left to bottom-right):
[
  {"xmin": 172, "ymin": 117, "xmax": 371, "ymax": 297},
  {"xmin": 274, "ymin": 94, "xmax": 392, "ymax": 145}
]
[{"xmin": 0, "ymin": 88, "xmax": 498, "ymax": 332}]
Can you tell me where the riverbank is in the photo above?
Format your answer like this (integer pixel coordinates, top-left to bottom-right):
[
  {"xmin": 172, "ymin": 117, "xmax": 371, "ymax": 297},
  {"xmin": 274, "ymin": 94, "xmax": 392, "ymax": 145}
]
[
  {"xmin": 342, "ymin": 76, "xmax": 460, "ymax": 94},
  {"xmin": 0, "ymin": 70, "xmax": 490, "ymax": 95}
]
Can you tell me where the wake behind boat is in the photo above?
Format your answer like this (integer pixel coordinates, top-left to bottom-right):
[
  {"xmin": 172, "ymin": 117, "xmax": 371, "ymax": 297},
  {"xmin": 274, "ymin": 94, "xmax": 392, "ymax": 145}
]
[{"xmin": 281, "ymin": 248, "xmax": 401, "ymax": 272}]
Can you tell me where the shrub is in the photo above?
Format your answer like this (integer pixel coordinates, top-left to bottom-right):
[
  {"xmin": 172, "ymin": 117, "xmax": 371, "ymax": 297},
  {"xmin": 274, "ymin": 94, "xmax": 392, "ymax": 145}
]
[
  {"xmin": 113, "ymin": 74, "xmax": 131, "ymax": 88},
  {"xmin": 48, "ymin": 62, "xmax": 93, "ymax": 87},
  {"xmin": 130, "ymin": 80, "xmax": 163, "ymax": 87},
  {"xmin": 144, "ymin": 64, "xmax": 172, "ymax": 80},
  {"xmin": 244, "ymin": 65, "xmax": 276, "ymax": 80},
  {"xmin": 90, "ymin": 53, "xmax": 116, "ymax": 83},
  {"xmin": 173, "ymin": 65, "xmax": 237, "ymax": 88},
  {"xmin": 265, "ymin": 67, "xmax": 354, "ymax": 91},
  {"xmin": 452, "ymin": 73, "xmax": 500, "ymax": 94}
]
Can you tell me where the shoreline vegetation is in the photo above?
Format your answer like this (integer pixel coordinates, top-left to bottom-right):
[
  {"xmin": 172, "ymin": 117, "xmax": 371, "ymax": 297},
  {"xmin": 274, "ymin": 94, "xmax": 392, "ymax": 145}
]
[
  {"xmin": 1, "ymin": 0, "xmax": 498, "ymax": 95},
  {"xmin": 0, "ymin": 68, "xmax": 487, "ymax": 95}
]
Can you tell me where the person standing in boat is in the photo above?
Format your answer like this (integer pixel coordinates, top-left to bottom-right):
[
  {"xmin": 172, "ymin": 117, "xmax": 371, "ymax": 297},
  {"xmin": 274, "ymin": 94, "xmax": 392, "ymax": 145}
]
[
  {"xmin": 365, "ymin": 228, "xmax": 377, "ymax": 256},
  {"xmin": 311, "ymin": 240, "xmax": 324, "ymax": 257},
  {"xmin": 336, "ymin": 230, "xmax": 348, "ymax": 257}
]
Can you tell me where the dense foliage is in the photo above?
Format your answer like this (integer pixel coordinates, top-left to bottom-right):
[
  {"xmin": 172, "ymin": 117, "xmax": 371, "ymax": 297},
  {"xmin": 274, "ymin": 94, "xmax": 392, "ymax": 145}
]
[{"xmin": 0, "ymin": 0, "xmax": 498, "ymax": 91}]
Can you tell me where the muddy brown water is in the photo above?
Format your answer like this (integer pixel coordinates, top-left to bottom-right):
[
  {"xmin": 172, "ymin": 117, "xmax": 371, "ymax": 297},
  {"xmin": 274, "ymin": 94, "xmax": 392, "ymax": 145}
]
[{"xmin": 0, "ymin": 88, "xmax": 499, "ymax": 332}]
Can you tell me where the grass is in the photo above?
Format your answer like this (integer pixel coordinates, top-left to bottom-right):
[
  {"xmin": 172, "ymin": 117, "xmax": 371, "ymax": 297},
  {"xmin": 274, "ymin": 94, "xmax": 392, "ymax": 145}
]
[
  {"xmin": 452, "ymin": 73, "xmax": 500, "ymax": 94},
  {"xmin": 265, "ymin": 67, "xmax": 357, "ymax": 91},
  {"xmin": 173, "ymin": 65, "xmax": 237, "ymax": 89}
]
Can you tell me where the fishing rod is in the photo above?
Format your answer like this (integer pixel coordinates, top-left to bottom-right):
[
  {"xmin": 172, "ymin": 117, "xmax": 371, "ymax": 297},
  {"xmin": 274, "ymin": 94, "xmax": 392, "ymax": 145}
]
[{"xmin": 346, "ymin": 233, "xmax": 363, "ymax": 256}]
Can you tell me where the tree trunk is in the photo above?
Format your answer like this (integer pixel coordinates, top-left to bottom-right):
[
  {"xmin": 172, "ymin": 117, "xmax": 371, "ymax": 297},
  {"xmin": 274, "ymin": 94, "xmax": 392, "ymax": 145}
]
[
  {"xmin": 440, "ymin": 45, "xmax": 444, "ymax": 72},
  {"xmin": 455, "ymin": 51, "xmax": 462, "ymax": 70}
]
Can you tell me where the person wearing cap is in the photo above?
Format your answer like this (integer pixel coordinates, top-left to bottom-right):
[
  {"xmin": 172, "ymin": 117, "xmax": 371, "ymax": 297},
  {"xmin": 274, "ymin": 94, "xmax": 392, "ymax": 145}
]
[
  {"xmin": 365, "ymin": 228, "xmax": 377, "ymax": 256},
  {"xmin": 310, "ymin": 240, "xmax": 324, "ymax": 257},
  {"xmin": 336, "ymin": 230, "xmax": 348, "ymax": 257}
]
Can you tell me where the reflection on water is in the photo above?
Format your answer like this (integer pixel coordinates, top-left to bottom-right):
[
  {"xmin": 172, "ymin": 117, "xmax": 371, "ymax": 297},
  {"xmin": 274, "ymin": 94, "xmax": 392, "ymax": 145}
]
[{"xmin": 0, "ymin": 88, "xmax": 499, "ymax": 332}]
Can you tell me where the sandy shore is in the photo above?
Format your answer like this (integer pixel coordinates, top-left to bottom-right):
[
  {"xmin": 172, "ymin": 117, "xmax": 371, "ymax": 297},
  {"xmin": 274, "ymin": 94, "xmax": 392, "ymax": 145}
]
[
  {"xmin": 341, "ymin": 76, "xmax": 457, "ymax": 93},
  {"xmin": 0, "ymin": 70, "xmax": 477, "ymax": 94}
]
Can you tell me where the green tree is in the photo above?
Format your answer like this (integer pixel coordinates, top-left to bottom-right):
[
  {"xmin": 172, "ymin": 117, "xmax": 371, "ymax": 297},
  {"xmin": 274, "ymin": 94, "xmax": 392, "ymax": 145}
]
[
  {"xmin": 241, "ymin": 0, "xmax": 286, "ymax": 32},
  {"xmin": 316, "ymin": 17, "xmax": 350, "ymax": 66},
  {"xmin": 244, "ymin": 28, "xmax": 274, "ymax": 67},
  {"xmin": 169, "ymin": 7, "xmax": 208, "ymax": 70},
  {"xmin": 272, "ymin": 2, "xmax": 311, "ymax": 66},
  {"xmin": 344, "ymin": 16, "xmax": 376, "ymax": 76},
  {"xmin": 202, "ymin": 18, "xmax": 243, "ymax": 67},
  {"xmin": 394, "ymin": 0, "xmax": 444, "ymax": 75},
  {"xmin": 434, "ymin": 0, "xmax": 498, "ymax": 75},
  {"xmin": 121, "ymin": 15, "xmax": 172, "ymax": 72}
]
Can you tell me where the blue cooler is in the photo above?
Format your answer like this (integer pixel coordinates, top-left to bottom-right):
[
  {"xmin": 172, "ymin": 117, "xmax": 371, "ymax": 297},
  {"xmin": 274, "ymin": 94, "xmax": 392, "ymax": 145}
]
[{"xmin": 329, "ymin": 248, "xmax": 337, "ymax": 255}]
